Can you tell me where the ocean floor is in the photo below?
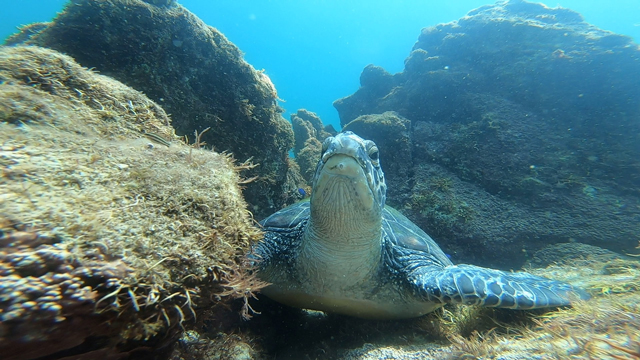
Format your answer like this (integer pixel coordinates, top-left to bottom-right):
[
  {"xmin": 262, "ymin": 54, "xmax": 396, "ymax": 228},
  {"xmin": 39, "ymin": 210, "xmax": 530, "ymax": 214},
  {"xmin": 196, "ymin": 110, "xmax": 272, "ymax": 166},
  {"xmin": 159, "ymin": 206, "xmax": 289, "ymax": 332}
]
[{"xmin": 172, "ymin": 251, "xmax": 640, "ymax": 360}]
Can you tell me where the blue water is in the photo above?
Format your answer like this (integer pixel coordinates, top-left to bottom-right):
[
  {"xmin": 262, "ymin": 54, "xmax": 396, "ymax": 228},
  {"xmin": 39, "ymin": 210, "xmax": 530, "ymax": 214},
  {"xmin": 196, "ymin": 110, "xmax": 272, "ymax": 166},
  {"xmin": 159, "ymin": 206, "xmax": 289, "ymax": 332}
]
[{"xmin": 3, "ymin": 0, "xmax": 639, "ymax": 129}]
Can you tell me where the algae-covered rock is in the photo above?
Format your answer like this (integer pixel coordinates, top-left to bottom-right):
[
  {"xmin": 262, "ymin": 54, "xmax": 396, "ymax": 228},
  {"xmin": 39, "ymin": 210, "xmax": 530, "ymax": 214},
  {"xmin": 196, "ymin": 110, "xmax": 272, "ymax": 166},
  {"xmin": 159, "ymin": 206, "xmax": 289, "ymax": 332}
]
[
  {"xmin": 291, "ymin": 109, "xmax": 335, "ymax": 185},
  {"xmin": 527, "ymin": 243, "xmax": 630, "ymax": 268},
  {"xmin": 295, "ymin": 138, "xmax": 322, "ymax": 187},
  {"xmin": 332, "ymin": 0, "xmax": 640, "ymax": 267},
  {"xmin": 8, "ymin": 0, "xmax": 300, "ymax": 219},
  {"xmin": 0, "ymin": 46, "xmax": 262, "ymax": 359},
  {"xmin": 291, "ymin": 109, "xmax": 333, "ymax": 157},
  {"xmin": 336, "ymin": 1, "xmax": 640, "ymax": 128}
]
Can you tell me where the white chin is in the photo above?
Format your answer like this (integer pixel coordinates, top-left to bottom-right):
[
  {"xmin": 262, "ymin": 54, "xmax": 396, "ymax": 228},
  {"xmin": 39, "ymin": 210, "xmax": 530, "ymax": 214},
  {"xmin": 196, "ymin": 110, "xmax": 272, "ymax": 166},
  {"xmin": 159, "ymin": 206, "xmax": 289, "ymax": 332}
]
[
  {"xmin": 313, "ymin": 155, "xmax": 375, "ymax": 212},
  {"xmin": 314, "ymin": 173, "xmax": 374, "ymax": 212}
]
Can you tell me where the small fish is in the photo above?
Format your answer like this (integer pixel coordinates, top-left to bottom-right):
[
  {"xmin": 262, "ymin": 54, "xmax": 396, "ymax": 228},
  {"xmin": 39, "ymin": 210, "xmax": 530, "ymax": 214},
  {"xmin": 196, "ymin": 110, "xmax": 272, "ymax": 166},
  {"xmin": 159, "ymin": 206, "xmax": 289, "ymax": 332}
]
[
  {"xmin": 143, "ymin": 132, "xmax": 171, "ymax": 147},
  {"xmin": 297, "ymin": 188, "xmax": 307, "ymax": 197}
]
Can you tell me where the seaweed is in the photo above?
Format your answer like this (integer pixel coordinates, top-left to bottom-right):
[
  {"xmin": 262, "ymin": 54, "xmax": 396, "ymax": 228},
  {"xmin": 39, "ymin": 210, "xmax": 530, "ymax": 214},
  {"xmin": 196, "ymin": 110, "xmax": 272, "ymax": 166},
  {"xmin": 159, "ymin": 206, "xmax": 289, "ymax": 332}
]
[{"xmin": 0, "ymin": 46, "xmax": 263, "ymax": 359}]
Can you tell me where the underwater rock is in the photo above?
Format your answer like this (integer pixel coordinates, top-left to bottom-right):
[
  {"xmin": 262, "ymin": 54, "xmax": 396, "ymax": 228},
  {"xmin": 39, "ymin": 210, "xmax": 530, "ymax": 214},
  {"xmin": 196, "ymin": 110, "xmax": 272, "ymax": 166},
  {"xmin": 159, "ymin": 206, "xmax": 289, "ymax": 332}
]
[
  {"xmin": 527, "ymin": 243, "xmax": 630, "ymax": 268},
  {"xmin": 332, "ymin": 0, "xmax": 640, "ymax": 267},
  {"xmin": 409, "ymin": 97, "xmax": 640, "ymax": 267},
  {"xmin": 295, "ymin": 138, "xmax": 322, "ymax": 187},
  {"xmin": 8, "ymin": 0, "xmax": 300, "ymax": 219},
  {"xmin": 334, "ymin": 65, "xmax": 398, "ymax": 125},
  {"xmin": 291, "ymin": 109, "xmax": 334, "ymax": 157},
  {"xmin": 0, "ymin": 46, "xmax": 263, "ymax": 359},
  {"xmin": 291, "ymin": 109, "xmax": 335, "ymax": 185},
  {"xmin": 336, "ymin": 0, "xmax": 640, "ymax": 128}
]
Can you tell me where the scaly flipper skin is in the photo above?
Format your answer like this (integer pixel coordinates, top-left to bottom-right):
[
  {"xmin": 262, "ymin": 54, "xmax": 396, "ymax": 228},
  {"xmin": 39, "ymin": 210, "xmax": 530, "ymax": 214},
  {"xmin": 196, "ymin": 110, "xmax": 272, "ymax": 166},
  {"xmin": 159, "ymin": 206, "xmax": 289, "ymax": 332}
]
[{"xmin": 407, "ymin": 263, "xmax": 590, "ymax": 309}]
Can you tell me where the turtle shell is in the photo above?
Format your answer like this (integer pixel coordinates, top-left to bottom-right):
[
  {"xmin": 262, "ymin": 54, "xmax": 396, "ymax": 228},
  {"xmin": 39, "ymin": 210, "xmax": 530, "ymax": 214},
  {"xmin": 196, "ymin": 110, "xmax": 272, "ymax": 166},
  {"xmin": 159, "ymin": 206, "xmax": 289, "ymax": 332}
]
[
  {"xmin": 261, "ymin": 200, "xmax": 452, "ymax": 268},
  {"xmin": 381, "ymin": 206, "xmax": 453, "ymax": 267},
  {"xmin": 260, "ymin": 200, "xmax": 310, "ymax": 229}
]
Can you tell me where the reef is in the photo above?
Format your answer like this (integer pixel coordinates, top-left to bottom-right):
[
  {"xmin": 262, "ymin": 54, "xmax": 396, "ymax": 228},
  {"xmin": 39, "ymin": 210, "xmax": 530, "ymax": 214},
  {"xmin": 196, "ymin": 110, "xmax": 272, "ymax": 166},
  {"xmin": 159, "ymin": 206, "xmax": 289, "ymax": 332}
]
[
  {"xmin": 6, "ymin": 0, "xmax": 302, "ymax": 219},
  {"xmin": 0, "ymin": 45, "xmax": 263, "ymax": 359},
  {"xmin": 333, "ymin": 0, "xmax": 640, "ymax": 268}
]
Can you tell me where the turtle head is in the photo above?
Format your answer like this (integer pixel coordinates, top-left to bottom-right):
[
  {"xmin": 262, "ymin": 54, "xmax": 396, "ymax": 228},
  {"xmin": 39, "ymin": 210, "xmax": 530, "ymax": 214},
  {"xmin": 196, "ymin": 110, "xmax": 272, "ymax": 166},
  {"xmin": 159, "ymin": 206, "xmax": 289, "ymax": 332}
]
[{"xmin": 311, "ymin": 132, "xmax": 387, "ymax": 218}]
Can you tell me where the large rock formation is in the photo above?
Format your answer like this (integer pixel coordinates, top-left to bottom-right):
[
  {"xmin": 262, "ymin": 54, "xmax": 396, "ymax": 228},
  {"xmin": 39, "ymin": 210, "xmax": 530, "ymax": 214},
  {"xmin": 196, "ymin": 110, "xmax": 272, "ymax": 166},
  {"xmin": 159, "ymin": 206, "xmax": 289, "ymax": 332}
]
[
  {"xmin": 0, "ymin": 45, "xmax": 262, "ymax": 359},
  {"xmin": 333, "ymin": 0, "xmax": 640, "ymax": 268},
  {"xmin": 6, "ymin": 0, "xmax": 301, "ymax": 219}
]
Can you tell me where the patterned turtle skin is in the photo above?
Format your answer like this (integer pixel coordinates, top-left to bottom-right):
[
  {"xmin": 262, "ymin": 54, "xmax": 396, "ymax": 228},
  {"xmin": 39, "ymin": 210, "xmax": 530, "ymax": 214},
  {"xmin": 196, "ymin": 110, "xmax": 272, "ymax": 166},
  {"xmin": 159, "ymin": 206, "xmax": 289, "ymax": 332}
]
[{"xmin": 253, "ymin": 132, "xmax": 588, "ymax": 319}]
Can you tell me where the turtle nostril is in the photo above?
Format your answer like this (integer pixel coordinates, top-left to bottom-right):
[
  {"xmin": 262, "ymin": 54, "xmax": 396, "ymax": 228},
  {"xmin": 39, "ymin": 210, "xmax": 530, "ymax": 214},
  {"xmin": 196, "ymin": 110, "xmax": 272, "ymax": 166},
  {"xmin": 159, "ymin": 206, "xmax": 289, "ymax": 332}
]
[{"xmin": 324, "ymin": 155, "xmax": 360, "ymax": 176}]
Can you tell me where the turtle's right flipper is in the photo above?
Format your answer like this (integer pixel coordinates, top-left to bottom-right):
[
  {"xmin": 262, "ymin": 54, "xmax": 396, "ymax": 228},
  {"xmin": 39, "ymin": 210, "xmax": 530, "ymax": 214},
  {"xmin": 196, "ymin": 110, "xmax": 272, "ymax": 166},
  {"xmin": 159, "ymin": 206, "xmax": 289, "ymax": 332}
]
[{"xmin": 411, "ymin": 264, "xmax": 590, "ymax": 309}]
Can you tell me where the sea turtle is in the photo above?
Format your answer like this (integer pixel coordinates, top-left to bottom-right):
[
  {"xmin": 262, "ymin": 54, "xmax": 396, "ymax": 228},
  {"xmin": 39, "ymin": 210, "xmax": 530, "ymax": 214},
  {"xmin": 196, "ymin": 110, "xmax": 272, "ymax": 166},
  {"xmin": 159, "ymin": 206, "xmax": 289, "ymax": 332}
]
[{"xmin": 253, "ymin": 132, "xmax": 588, "ymax": 319}]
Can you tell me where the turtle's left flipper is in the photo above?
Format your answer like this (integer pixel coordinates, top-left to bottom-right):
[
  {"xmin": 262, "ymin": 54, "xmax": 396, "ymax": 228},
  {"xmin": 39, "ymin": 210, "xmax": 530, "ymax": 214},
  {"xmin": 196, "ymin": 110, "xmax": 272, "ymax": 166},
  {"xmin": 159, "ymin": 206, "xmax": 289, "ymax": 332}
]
[{"xmin": 411, "ymin": 264, "xmax": 590, "ymax": 309}]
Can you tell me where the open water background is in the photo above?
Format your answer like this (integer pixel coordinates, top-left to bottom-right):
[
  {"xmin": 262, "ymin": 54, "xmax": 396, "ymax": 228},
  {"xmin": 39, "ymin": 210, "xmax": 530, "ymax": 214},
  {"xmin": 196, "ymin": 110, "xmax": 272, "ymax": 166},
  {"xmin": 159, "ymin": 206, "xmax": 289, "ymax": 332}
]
[{"xmin": 2, "ymin": 0, "xmax": 639, "ymax": 129}]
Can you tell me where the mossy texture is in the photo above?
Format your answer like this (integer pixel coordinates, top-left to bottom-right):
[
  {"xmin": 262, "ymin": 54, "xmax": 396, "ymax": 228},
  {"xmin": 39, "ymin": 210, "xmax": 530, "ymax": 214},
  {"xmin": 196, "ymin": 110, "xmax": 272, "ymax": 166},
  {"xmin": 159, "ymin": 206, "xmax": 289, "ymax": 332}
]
[
  {"xmin": 291, "ymin": 109, "xmax": 334, "ymax": 186},
  {"xmin": 9, "ymin": 0, "xmax": 300, "ymax": 219},
  {"xmin": 0, "ymin": 46, "xmax": 262, "ymax": 359},
  {"xmin": 242, "ymin": 253, "xmax": 640, "ymax": 360}
]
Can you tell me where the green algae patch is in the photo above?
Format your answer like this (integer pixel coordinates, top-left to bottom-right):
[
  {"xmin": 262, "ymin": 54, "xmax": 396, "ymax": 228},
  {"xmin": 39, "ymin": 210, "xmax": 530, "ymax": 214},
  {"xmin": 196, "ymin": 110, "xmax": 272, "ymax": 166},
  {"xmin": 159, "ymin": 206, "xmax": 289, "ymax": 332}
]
[{"xmin": 0, "ymin": 46, "xmax": 263, "ymax": 359}]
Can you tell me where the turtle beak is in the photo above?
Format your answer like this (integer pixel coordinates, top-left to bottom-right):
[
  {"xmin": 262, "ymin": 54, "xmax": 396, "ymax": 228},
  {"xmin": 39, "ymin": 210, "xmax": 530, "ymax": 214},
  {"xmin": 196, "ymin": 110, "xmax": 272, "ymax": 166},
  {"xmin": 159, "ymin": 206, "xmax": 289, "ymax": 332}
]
[{"xmin": 313, "ymin": 154, "xmax": 374, "ymax": 211}]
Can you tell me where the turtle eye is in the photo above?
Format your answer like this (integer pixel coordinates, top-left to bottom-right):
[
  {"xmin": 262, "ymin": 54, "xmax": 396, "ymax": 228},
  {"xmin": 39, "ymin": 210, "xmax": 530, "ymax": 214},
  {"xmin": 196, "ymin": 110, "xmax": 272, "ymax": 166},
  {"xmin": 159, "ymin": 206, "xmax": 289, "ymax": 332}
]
[
  {"xmin": 321, "ymin": 137, "xmax": 333, "ymax": 153},
  {"xmin": 368, "ymin": 145, "xmax": 379, "ymax": 162},
  {"xmin": 364, "ymin": 141, "xmax": 379, "ymax": 162}
]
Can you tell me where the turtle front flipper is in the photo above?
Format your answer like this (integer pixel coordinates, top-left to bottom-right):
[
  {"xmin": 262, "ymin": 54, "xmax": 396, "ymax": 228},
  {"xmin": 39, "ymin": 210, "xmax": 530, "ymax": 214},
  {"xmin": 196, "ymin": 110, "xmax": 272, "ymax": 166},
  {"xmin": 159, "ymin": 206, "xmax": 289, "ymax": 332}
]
[{"xmin": 411, "ymin": 264, "xmax": 590, "ymax": 309}]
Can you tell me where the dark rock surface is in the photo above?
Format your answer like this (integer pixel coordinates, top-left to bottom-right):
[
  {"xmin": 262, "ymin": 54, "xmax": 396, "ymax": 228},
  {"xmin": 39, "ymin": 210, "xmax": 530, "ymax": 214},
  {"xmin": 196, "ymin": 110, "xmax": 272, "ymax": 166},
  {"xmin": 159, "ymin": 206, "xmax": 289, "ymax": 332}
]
[
  {"xmin": 7, "ymin": 0, "xmax": 301, "ymax": 219},
  {"xmin": 334, "ymin": 0, "xmax": 640, "ymax": 268}
]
